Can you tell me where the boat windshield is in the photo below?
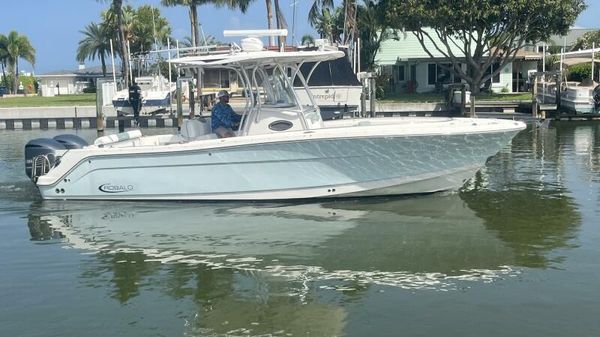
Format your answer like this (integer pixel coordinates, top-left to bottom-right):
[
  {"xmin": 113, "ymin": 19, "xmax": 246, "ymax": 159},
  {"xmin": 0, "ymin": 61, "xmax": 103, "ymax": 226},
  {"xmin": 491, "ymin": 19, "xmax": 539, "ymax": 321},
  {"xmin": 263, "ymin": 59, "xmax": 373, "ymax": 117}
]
[{"xmin": 252, "ymin": 66, "xmax": 296, "ymax": 107}]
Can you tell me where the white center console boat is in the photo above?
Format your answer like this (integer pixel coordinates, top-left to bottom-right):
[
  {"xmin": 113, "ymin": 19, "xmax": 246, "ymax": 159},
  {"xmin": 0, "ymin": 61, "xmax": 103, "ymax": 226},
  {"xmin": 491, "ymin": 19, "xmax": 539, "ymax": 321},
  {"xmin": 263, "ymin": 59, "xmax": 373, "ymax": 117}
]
[{"xmin": 25, "ymin": 30, "xmax": 526, "ymax": 201}]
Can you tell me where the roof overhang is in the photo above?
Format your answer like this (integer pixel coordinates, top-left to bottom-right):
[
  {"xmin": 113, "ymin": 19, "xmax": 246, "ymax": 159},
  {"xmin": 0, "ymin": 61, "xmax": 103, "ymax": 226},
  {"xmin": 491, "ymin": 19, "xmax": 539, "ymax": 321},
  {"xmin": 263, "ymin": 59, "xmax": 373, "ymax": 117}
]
[{"xmin": 556, "ymin": 57, "xmax": 600, "ymax": 66}]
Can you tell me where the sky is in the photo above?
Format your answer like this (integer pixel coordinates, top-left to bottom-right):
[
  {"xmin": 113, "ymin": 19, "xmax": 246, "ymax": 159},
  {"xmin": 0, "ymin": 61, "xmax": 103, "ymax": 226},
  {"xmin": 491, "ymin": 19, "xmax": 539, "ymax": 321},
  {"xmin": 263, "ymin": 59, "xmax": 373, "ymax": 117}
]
[{"xmin": 0, "ymin": 0, "xmax": 599, "ymax": 74}]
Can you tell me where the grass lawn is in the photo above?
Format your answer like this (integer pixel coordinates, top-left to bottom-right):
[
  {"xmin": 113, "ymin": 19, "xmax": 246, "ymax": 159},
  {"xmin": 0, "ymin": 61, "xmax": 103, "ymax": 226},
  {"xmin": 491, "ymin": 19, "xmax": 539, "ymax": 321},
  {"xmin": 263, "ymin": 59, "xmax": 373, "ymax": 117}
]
[
  {"xmin": 0, "ymin": 94, "xmax": 96, "ymax": 108},
  {"xmin": 381, "ymin": 91, "xmax": 532, "ymax": 103}
]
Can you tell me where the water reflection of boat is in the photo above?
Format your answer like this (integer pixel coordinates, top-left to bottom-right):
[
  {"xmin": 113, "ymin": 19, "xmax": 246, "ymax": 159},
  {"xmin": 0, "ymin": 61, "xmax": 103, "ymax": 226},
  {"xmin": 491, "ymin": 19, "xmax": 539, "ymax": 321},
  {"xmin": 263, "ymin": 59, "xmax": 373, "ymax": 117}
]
[
  {"xmin": 28, "ymin": 194, "xmax": 521, "ymax": 290},
  {"xmin": 26, "ymin": 188, "xmax": 581, "ymax": 336}
]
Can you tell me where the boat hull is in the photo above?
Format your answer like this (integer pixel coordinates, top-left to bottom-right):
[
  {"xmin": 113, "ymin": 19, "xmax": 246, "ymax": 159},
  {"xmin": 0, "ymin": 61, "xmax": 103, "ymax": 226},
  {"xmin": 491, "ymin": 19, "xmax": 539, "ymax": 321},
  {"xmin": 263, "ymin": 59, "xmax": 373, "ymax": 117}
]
[
  {"xmin": 36, "ymin": 128, "xmax": 521, "ymax": 200},
  {"xmin": 560, "ymin": 87, "xmax": 598, "ymax": 114},
  {"xmin": 112, "ymin": 95, "xmax": 172, "ymax": 115},
  {"xmin": 295, "ymin": 86, "xmax": 362, "ymax": 119}
]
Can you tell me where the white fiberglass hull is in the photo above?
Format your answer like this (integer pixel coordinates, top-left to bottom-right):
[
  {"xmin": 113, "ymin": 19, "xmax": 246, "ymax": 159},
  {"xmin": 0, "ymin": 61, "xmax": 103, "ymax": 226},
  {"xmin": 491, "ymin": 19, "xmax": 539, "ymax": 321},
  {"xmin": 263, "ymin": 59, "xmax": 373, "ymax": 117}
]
[
  {"xmin": 35, "ymin": 118, "xmax": 525, "ymax": 200},
  {"xmin": 560, "ymin": 87, "xmax": 597, "ymax": 114},
  {"xmin": 295, "ymin": 86, "xmax": 362, "ymax": 113}
]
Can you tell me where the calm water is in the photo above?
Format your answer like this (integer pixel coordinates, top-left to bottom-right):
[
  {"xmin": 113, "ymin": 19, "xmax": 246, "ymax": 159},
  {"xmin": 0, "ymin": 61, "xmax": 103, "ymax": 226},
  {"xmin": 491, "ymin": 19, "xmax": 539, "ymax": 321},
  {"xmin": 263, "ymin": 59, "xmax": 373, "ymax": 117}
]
[{"xmin": 1, "ymin": 123, "xmax": 599, "ymax": 337}]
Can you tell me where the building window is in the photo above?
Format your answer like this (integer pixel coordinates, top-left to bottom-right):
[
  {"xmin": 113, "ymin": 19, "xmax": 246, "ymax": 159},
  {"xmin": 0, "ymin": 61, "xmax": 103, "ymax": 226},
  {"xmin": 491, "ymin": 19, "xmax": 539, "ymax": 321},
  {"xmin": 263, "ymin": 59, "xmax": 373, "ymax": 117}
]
[
  {"xmin": 428, "ymin": 64, "xmax": 437, "ymax": 85},
  {"xmin": 492, "ymin": 62, "xmax": 501, "ymax": 83},
  {"xmin": 453, "ymin": 63, "xmax": 462, "ymax": 83},
  {"xmin": 397, "ymin": 65, "xmax": 405, "ymax": 81},
  {"xmin": 438, "ymin": 64, "xmax": 452, "ymax": 83}
]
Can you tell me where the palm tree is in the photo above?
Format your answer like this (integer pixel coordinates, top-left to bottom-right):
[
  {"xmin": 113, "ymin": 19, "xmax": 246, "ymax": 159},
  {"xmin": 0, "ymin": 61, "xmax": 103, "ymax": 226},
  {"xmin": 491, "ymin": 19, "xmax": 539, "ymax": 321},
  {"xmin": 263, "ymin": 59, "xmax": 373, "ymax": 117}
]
[
  {"xmin": 0, "ymin": 34, "xmax": 9, "ymax": 89},
  {"xmin": 309, "ymin": 0, "xmax": 355, "ymax": 45},
  {"xmin": 161, "ymin": 0, "xmax": 253, "ymax": 49},
  {"xmin": 301, "ymin": 34, "xmax": 315, "ymax": 47},
  {"xmin": 102, "ymin": 5, "xmax": 136, "ymax": 58},
  {"xmin": 357, "ymin": 0, "xmax": 390, "ymax": 71},
  {"xmin": 98, "ymin": 0, "xmax": 131, "ymax": 87},
  {"xmin": 265, "ymin": 0, "xmax": 274, "ymax": 46},
  {"xmin": 313, "ymin": 8, "xmax": 343, "ymax": 42},
  {"xmin": 273, "ymin": 0, "xmax": 287, "ymax": 47},
  {"xmin": 77, "ymin": 22, "xmax": 111, "ymax": 77},
  {"xmin": 132, "ymin": 5, "xmax": 172, "ymax": 54},
  {"xmin": 5, "ymin": 31, "xmax": 35, "ymax": 94},
  {"xmin": 308, "ymin": 0, "xmax": 333, "ymax": 28},
  {"xmin": 160, "ymin": 0, "xmax": 254, "ymax": 113}
]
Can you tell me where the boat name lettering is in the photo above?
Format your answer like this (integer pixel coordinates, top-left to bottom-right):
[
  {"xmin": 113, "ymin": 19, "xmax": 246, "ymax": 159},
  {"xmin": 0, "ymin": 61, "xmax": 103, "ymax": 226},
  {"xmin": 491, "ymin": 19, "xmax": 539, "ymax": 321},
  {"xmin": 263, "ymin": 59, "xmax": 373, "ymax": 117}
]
[
  {"xmin": 312, "ymin": 93, "xmax": 338, "ymax": 101},
  {"xmin": 99, "ymin": 183, "xmax": 134, "ymax": 193}
]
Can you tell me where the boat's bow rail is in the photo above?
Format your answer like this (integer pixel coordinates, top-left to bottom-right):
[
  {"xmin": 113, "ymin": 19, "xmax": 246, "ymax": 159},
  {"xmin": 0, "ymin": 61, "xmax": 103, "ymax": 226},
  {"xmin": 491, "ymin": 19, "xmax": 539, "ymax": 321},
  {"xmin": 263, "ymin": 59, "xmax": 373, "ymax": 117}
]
[{"xmin": 322, "ymin": 117, "xmax": 526, "ymax": 136}]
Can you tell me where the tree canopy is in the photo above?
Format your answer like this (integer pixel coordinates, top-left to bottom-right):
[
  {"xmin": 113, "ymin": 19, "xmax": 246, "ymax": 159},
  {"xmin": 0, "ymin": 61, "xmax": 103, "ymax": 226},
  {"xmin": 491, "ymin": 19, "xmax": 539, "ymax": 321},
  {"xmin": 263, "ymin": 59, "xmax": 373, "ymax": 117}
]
[
  {"xmin": 571, "ymin": 30, "xmax": 600, "ymax": 51},
  {"xmin": 386, "ymin": 0, "xmax": 586, "ymax": 94},
  {"xmin": 77, "ymin": 22, "xmax": 111, "ymax": 77},
  {"xmin": 2, "ymin": 31, "xmax": 35, "ymax": 94},
  {"xmin": 357, "ymin": 0, "xmax": 390, "ymax": 71}
]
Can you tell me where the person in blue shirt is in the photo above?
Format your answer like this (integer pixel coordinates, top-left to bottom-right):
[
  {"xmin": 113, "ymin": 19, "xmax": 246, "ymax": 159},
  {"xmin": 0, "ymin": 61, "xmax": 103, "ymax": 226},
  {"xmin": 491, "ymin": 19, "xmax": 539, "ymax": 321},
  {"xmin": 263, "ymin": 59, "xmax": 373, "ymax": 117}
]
[{"xmin": 211, "ymin": 90, "xmax": 242, "ymax": 138}]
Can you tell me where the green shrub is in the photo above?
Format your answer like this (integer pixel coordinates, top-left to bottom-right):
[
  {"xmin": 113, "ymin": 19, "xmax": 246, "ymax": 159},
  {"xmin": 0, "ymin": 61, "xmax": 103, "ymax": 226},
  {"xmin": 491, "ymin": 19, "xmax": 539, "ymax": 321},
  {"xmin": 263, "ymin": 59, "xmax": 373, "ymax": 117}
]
[
  {"xmin": 566, "ymin": 63, "xmax": 592, "ymax": 82},
  {"xmin": 82, "ymin": 86, "xmax": 97, "ymax": 93},
  {"xmin": 375, "ymin": 73, "xmax": 392, "ymax": 99}
]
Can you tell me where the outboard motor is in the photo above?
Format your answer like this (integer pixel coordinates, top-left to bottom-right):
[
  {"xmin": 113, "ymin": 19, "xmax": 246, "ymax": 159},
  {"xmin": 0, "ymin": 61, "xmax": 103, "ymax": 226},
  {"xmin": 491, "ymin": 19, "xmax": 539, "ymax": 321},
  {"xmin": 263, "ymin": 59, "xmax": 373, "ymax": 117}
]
[
  {"xmin": 53, "ymin": 134, "xmax": 88, "ymax": 149},
  {"xmin": 25, "ymin": 138, "xmax": 66, "ymax": 180},
  {"xmin": 593, "ymin": 84, "xmax": 600, "ymax": 112}
]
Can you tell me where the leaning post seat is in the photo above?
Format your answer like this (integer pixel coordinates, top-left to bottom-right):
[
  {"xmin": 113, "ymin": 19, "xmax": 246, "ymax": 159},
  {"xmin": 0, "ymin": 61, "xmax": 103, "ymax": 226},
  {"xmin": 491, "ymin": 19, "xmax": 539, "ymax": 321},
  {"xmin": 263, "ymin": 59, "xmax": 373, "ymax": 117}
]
[
  {"xmin": 94, "ymin": 130, "xmax": 143, "ymax": 147},
  {"xmin": 180, "ymin": 119, "xmax": 212, "ymax": 139}
]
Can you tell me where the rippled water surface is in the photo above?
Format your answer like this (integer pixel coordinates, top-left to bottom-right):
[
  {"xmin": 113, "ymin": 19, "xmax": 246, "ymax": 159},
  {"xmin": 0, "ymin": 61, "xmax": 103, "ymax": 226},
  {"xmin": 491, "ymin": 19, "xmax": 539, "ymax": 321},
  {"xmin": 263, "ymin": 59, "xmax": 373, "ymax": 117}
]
[{"xmin": 1, "ymin": 124, "xmax": 600, "ymax": 337}]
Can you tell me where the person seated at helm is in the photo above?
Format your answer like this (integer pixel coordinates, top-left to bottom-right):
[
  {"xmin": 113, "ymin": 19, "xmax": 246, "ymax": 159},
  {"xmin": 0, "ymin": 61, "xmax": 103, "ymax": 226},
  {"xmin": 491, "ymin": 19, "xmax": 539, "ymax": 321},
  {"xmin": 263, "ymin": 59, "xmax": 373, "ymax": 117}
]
[{"xmin": 211, "ymin": 90, "xmax": 241, "ymax": 138}]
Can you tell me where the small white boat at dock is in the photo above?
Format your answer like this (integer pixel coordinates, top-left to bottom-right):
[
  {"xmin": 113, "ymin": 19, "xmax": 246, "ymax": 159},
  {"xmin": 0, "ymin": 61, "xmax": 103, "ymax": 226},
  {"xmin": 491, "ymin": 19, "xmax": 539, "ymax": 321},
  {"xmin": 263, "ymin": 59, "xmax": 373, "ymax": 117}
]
[
  {"xmin": 112, "ymin": 75, "xmax": 176, "ymax": 115},
  {"xmin": 557, "ymin": 48, "xmax": 600, "ymax": 114}
]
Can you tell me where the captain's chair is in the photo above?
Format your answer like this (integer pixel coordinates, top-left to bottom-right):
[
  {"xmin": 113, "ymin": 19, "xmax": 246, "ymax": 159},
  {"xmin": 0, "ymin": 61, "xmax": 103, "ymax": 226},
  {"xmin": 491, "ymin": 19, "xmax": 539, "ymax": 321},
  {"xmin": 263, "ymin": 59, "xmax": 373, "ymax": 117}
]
[{"xmin": 180, "ymin": 118, "xmax": 213, "ymax": 140}]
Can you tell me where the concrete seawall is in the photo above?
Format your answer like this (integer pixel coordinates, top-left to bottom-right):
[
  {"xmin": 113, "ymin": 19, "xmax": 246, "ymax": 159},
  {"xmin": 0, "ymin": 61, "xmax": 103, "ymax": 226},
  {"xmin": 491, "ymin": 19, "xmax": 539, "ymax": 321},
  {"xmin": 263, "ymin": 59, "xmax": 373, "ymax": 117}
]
[
  {"xmin": 0, "ymin": 106, "xmax": 182, "ymax": 130},
  {"xmin": 0, "ymin": 102, "xmax": 534, "ymax": 130}
]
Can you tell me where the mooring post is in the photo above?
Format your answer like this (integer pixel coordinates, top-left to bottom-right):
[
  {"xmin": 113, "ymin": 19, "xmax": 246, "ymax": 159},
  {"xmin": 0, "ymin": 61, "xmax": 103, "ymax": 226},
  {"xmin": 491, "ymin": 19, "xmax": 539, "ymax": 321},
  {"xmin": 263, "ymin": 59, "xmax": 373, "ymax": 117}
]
[
  {"xmin": 360, "ymin": 87, "xmax": 366, "ymax": 118},
  {"xmin": 117, "ymin": 112, "xmax": 125, "ymax": 133},
  {"xmin": 460, "ymin": 86, "xmax": 466, "ymax": 116},
  {"xmin": 369, "ymin": 76, "xmax": 376, "ymax": 118},
  {"xmin": 96, "ymin": 81, "xmax": 105, "ymax": 136},
  {"xmin": 532, "ymin": 75, "xmax": 539, "ymax": 118},
  {"xmin": 176, "ymin": 79, "xmax": 183, "ymax": 130},
  {"xmin": 555, "ymin": 74, "xmax": 561, "ymax": 111},
  {"xmin": 74, "ymin": 106, "xmax": 78, "ymax": 130}
]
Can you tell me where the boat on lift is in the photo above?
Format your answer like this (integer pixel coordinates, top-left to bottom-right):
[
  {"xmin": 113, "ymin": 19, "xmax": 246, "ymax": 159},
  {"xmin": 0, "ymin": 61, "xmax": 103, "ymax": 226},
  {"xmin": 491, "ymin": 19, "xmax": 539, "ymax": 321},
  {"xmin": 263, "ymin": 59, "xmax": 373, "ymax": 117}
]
[
  {"xmin": 294, "ymin": 45, "xmax": 362, "ymax": 120},
  {"xmin": 557, "ymin": 48, "xmax": 600, "ymax": 114},
  {"xmin": 112, "ymin": 75, "xmax": 175, "ymax": 116},
  {"xmin": 24, "ymin": 29, "xmax": 526, "ymax": 201}
]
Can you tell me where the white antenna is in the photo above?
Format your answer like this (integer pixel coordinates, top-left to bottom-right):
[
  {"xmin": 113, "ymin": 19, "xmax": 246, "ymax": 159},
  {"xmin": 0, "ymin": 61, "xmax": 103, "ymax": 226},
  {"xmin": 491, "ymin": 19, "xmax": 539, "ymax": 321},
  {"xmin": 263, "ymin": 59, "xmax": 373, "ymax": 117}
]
[
  {"xmin": 290, "ymin": 0, "xmax": 298, "ymax": 45},
  {"xmin": 200, "ymin": 24, "xmax": 208, "ymax": 46}
]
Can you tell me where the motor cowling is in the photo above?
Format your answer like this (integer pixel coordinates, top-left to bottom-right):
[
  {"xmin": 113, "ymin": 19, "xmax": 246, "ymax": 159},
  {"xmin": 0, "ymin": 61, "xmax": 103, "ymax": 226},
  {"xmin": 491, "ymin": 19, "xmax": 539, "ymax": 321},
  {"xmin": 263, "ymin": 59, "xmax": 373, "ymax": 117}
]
[
  {"xmin": 53, "ymin": 134, "xmax": 88, "ymax": 149},
  {"xmin": 25, "ymin": 138, "xmax": 66, "ymax": 179},
  {"xmin": 593, "ymin": 85, "xmax": 600, "ymax": 112}
]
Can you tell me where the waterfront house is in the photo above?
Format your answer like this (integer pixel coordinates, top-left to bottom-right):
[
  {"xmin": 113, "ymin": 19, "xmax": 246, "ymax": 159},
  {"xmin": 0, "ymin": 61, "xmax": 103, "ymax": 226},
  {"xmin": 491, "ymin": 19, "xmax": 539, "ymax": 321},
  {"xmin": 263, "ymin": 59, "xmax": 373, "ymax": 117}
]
[
  {"xmin": 374, "ymin": 28, "xmax": 542, "ymax": 94},
  {"xmin": 37, "ymin": 65, "xmax": 120, "ymax": 97}
]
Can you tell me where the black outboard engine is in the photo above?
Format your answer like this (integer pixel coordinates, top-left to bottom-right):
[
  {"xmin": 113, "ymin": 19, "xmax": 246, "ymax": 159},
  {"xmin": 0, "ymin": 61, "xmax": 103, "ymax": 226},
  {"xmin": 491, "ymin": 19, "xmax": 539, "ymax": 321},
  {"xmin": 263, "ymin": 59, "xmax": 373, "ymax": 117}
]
[
  {"xmin": 25, "ymin": 138, "xmax": 66, "ymax": 180},
  {"xmin": 593, "ymin": 85, "xmax": 600, "ymax": 113},
  {"xmin": 53, "ymin": 134, "xmax": 88, "ymax": 149}
]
